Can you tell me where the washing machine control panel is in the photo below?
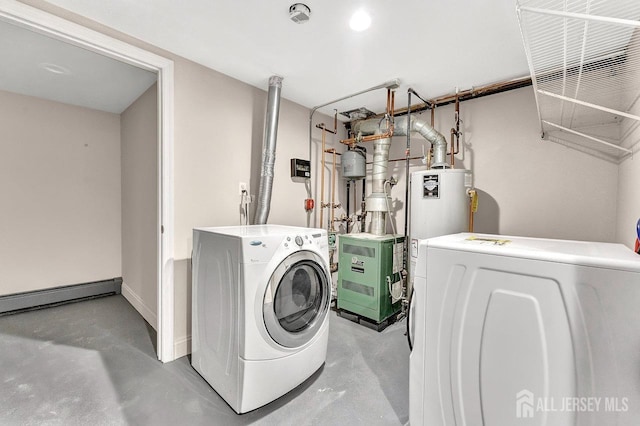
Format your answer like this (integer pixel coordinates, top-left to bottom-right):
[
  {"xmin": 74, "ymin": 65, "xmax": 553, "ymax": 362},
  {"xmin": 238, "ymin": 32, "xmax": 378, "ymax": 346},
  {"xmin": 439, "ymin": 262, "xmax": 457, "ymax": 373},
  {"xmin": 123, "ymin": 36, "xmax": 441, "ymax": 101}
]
[{"xmin": 284, "ymin": 235, "xmax": 313, "ymax": 249}]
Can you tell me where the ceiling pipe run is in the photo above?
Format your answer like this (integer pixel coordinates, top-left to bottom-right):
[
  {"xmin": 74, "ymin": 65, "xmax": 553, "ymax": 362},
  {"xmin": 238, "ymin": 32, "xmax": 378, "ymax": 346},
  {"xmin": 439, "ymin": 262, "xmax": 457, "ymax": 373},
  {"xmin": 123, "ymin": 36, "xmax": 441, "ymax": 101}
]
[
  {"xmin": 255, "ymin": 76, "xmax": 283, "ymax": 225},
  {"xmin": 393, "ymin": 76, "xmax": 532, "ymax": 117}
]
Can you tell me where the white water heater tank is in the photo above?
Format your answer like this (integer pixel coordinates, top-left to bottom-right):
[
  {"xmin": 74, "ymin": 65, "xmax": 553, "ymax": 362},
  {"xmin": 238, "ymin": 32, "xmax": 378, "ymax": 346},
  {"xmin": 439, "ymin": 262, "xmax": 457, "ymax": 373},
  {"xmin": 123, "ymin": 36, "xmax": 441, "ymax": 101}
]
[{"xmin": 409, "ymin": 169, "xmax": 472, "ymax": 282}]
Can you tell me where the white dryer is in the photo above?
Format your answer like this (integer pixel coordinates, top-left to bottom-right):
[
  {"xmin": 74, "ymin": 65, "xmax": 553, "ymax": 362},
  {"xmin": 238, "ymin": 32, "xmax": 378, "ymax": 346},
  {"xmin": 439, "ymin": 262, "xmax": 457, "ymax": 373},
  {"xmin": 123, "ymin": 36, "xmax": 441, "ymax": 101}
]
[
  {"xmin": 409, "ymin": 233, "xmax": 640, "ymax": 425},
  {"xmin": 191, "ymin": 225, "xmax": 331, "ymax": 414}
]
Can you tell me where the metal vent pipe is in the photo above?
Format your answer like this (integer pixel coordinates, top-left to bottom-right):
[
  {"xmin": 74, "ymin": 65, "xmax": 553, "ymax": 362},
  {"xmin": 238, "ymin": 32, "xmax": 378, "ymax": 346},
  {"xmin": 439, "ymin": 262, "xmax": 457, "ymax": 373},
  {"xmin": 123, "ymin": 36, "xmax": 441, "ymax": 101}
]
[
  {"xmin": 369, "ymin": 132, "xmax": 392, "ymax": 236},
  {"xmin": 352, "ymin": 115, "xmax": 448, "ymax": 235},
  {"xmin": 255, "ymin": 76, "xmax": 283, "ymax": 225},
  {"xmin": 393, "ymin": 116, "xmax": 448, "ymax": 168}
]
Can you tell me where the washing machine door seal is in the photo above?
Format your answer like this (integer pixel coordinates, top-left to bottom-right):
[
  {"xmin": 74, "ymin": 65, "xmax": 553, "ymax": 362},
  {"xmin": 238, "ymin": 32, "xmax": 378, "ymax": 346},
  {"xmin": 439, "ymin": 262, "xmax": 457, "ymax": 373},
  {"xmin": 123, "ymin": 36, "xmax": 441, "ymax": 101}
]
[{"xmin": 263, "ymin": 250, "xmax": 330, "ymax": 348}]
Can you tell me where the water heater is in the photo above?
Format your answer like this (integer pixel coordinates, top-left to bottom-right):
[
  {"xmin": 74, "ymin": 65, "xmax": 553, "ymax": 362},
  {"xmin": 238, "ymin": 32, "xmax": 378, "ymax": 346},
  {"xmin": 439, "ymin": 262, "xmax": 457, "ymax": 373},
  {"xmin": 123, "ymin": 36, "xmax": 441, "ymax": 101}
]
[{"xmin": 409, "ymin": 169, "xmax": 472, "ymax": 284}]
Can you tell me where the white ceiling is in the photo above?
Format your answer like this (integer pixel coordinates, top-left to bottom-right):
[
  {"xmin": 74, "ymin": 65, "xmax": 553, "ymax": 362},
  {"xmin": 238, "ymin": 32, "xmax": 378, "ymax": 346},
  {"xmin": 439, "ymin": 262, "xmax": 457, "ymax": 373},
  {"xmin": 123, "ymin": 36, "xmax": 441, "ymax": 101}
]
[
  {"xmin": 0, "ymin": 19, "xmax": 156, "ymax": 114},
  {"xmin": 41, "ymin": 0, "xmax": 531, "ymax": 118}
]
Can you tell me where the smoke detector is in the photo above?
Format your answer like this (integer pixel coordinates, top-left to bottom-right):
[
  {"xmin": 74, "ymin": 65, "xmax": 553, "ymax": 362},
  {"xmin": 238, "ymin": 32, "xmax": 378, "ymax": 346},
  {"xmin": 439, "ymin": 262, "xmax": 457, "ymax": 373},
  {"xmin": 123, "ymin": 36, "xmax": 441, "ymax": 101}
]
[{"xmin": 289, "ymin": 3, "xmax": 311, "ymax": 24}]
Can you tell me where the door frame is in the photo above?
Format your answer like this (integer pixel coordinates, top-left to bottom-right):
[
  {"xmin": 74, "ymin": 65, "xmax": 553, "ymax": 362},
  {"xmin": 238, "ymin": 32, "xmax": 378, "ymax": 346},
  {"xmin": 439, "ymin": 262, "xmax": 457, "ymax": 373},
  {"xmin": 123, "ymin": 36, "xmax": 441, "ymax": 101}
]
[{"xmin": 0, "ymin": 0, "xmax": 176, "ymax": 362}]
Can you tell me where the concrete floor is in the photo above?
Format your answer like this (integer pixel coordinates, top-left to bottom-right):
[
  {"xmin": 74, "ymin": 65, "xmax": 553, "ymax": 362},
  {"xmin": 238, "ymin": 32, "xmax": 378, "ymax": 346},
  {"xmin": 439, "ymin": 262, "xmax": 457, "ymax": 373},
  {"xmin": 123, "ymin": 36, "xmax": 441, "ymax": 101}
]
[{"xmin": 0, "ymin": 295, "xmax": 410, "ymax": 425}]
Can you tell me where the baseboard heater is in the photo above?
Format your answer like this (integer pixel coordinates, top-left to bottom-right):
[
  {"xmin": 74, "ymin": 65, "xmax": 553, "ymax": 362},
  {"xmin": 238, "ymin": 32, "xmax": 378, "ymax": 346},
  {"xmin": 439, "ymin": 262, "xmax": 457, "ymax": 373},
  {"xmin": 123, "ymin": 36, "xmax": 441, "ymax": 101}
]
[{"xmin": 0, "ymin": 277, "xmax": 122, "ymax": 315}]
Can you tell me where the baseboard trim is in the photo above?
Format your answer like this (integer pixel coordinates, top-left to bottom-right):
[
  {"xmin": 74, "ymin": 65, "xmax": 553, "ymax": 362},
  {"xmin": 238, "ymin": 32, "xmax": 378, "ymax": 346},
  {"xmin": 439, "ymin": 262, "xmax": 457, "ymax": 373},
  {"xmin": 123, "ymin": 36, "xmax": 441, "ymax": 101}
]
[
  {"xmin": 121, "ymin": 282, "xmax": 158, "ymax": 330},
  {"xmin": 174, "ymin": 335, "xmax": 191, "ymax": 359},
  {"xmin": 0, "ymin": 278, "xmax": 122, "ymax": 315}
]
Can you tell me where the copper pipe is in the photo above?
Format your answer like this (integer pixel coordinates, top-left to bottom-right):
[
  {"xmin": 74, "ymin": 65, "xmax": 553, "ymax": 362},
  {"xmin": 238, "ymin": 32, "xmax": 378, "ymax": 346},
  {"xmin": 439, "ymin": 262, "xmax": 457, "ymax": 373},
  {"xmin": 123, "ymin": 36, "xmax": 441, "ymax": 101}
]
[
  {"xmin": 320, "ymin": 128, "xmax": 326, "ymax": 229},
  {"xmin": 317, "ymin": 146, "xmax": 340, "ymax": 232},
  {"xmin": 333, "ymin": 110, "xmax": 338, "ymax": 133},
  {"xmin": 366, "ymin": 76, "xmax": 532, "ymax": 119},
  {"xmin": 430, "ymin": 106, "xmax": 435, "ymax": 127},
  {"xmin": 432, "ymin": 78, "xmax": 530, "ymax": 107},
  {"xmin": 317, "ymin": 121, "xmax": 338, "ymax": 230},
  {"xmin": 447, "ymin": 130, "xmax": 460, "ymax": 157},
  {"xmin": 342, "ymin": 89, "xmax": 397, "ymax": 145},
  {"xmin": 340, "ymin": 131, "xmax": 393, "ymax": 145}
]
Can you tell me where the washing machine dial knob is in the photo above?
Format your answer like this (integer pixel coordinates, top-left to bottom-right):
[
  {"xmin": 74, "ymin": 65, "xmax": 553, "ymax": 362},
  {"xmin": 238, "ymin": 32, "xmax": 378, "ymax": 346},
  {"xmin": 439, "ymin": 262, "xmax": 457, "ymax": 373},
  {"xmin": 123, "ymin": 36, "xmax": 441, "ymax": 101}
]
[{"xmin": 295, "ymin": 236, "xmax": 304, "ymax": 247}]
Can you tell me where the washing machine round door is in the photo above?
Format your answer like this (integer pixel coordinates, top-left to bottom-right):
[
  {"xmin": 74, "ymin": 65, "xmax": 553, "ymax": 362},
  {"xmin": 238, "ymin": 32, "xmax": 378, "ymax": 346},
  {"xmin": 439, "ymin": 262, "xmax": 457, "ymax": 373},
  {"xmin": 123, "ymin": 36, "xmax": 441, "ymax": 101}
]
[{"xmin": 263, "ymin": 250, "xmax": 330, "ymax": 348}]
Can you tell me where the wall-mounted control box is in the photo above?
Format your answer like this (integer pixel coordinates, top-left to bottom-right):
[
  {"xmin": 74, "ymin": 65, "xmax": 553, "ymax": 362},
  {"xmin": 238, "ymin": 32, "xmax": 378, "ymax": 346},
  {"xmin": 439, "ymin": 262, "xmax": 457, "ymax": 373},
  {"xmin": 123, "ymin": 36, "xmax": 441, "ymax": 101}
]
[{"xmin": 290, "ymin": 158, "xmax": 311, "ymax": 179}]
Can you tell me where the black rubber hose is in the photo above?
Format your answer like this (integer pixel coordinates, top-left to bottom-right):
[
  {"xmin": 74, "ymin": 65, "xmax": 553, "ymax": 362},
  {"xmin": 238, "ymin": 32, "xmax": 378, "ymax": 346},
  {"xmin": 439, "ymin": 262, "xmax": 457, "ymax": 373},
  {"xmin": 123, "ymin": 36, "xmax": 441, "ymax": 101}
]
[{"xmin": 406, "ymin": 287, "xmax": 414, "ymax": 351}]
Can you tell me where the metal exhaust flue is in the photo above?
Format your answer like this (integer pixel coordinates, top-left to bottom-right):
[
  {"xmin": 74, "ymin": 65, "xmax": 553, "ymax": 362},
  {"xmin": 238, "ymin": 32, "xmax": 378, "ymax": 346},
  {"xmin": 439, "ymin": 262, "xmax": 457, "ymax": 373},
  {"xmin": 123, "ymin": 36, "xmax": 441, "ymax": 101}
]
[
  {"xmin": 352, "ymin": 115, "xmax": 448, "ymax": 235},
  {"xmin": 255, "ymin": 76, "xmax": 283, "ymax": 225}
]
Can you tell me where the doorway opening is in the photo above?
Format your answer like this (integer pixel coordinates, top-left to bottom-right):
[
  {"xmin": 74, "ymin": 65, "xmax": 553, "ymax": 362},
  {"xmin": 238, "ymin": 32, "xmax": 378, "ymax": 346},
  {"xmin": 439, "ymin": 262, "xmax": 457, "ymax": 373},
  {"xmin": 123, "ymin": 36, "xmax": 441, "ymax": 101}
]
[{"xmin": 0, "ymin": 1, "xmax": 175, "ymax": 362}]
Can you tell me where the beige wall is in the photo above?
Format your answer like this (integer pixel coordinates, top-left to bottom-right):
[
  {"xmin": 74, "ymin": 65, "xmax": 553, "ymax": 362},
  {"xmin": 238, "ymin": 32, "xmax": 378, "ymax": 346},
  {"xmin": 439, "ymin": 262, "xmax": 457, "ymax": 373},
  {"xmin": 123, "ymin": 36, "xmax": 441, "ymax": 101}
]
[
  {"xmin": 374, "ymin": 87, "xmax": 618, "ymax": 243},
  {"xmin": 444, "ymin": 87, "xmax": 617, "ymax": 242},
  {"xmin": 171, "ymin": 57, "xmax": 344, "ymax": 354},
  {"xmin": 121, "ymin": 83, "xmax": 158, "ymax": 328},
  {"xmin": 173, "ymin": 61, "xmax": 342, "ymax": 258},
  {"xmin": 0, "ymin": 89, "xmax": 121, "ymax": 295},
  {"xmin": 617, "ymin": 157, "xmax": 640, "ymax": 249},
  {"xmin": 616, "ymin": 29, "xmax": 640, "ymax": 250}
]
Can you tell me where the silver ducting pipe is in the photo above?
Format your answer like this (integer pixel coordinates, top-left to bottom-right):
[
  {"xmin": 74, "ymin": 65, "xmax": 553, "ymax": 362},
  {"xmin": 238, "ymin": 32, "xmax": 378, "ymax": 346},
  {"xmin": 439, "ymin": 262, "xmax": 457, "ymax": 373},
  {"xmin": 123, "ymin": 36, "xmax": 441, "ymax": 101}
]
[
  {"xmin": 369, "ymin": 132, "xmax": 392, "ymax": 236},
  {"xmin": 352, "ymin": 119, "xmax": 393, "ymax": 236},
  {"xmin": 255, "ymin": 76, "xmax": 283, "ymax": 225},
  {"xmin": 353, "ymin": 115, "xmax": 448, "ymax": 235},
  {"xmin": 393, "ymin": 116, "xmax": 449, "ymax": 169}
]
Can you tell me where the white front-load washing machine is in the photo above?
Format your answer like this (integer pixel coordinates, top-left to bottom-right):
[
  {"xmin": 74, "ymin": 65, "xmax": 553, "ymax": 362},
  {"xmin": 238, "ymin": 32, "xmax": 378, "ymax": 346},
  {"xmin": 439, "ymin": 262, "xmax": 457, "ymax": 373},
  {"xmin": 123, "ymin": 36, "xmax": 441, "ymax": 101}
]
[{"xmin": 191, "ymin": 224, "xmax": 331, "ymax": 414}]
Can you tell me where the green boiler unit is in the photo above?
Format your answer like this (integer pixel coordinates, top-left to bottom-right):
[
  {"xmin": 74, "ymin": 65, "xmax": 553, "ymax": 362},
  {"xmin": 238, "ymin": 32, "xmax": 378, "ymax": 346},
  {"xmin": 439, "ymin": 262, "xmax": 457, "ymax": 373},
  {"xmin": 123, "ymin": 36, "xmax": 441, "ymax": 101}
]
[{"xmin": 337, "ymin": 233, "xmax": 404, "ymax": 323}]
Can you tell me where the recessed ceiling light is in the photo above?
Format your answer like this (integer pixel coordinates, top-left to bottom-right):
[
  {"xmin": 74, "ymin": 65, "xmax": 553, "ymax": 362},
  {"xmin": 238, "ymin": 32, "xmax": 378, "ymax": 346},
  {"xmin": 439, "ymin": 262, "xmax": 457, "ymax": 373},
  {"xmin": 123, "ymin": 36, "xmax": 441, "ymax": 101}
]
[
  {"xmin": 38, "ymin": 62, "xmax": 71, "ymax": 75},
  {"xmin": 349, "ymin": 10, "xmax": 371, "ymax": 32}
]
